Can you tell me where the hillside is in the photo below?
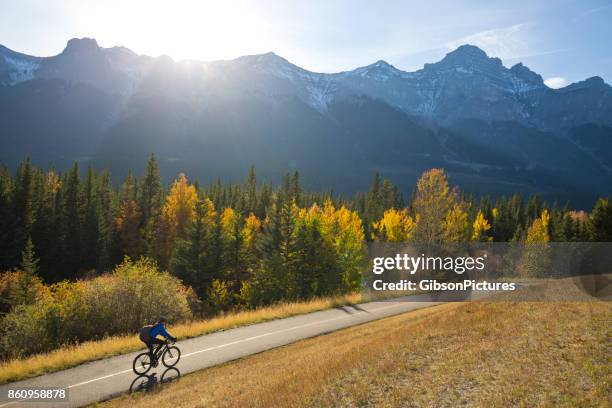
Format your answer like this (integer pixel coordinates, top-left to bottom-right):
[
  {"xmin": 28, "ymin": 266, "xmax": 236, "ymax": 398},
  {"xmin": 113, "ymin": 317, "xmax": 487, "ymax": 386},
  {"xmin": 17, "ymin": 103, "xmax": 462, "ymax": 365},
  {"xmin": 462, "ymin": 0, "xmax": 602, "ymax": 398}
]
[{"xmin": 100, "ymin": 299, "xmax": 611, "ymax": 407}]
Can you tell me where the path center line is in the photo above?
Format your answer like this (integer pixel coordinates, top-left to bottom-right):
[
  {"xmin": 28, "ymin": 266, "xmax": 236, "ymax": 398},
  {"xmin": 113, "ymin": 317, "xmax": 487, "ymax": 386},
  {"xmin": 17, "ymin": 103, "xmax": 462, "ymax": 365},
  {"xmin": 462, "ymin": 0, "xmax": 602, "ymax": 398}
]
[{"xmin": 68, "ymin": 301, "xmax": 411, "ymax": 388}]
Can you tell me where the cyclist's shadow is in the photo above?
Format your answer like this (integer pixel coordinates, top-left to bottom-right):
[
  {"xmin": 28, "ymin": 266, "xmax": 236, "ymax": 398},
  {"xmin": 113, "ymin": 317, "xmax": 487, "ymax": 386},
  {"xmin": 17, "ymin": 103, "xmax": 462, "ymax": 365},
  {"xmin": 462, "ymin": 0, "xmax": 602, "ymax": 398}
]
[{"xmin": 129, "ymin": 367, "xmax": 181, "ymax": 393}]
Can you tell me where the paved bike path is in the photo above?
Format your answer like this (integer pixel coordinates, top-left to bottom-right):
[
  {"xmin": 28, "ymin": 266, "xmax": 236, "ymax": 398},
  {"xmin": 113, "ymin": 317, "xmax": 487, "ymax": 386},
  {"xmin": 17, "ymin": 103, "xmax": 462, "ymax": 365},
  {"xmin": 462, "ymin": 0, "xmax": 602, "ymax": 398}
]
[{"xmin": 0, "ymin": 295, "xmax": 443, "ymax": 407}]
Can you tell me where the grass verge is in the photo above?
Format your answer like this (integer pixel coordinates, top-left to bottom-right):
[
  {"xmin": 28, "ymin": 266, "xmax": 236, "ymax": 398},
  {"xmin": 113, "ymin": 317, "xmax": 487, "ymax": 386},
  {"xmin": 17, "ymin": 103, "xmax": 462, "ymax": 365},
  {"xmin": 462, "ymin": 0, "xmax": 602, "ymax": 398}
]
[
  {"xmin": 0, "ymin": 293, "xmax": 361, "ymax": 385},
  {"xmin": 99, "ymin": 299, "xmax": 611, "ymax": 407}
]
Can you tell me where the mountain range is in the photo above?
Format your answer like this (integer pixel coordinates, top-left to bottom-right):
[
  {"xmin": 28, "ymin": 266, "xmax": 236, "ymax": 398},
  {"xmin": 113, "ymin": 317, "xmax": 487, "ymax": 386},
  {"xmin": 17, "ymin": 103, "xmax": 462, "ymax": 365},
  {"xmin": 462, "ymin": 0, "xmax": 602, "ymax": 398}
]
[{"xmin": 1, "ymin": 38, "xmax": 611, "ymax": 207}]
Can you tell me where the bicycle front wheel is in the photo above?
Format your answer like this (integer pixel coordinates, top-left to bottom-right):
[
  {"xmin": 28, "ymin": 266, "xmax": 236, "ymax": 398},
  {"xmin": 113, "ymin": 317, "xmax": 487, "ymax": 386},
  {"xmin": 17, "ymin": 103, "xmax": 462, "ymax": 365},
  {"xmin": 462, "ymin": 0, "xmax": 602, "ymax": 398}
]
[
  {"xmin": 133, "ymin": 352, "xmax": 153, "ymax": 375},
  {"xmin": 162, "ymin": 346, "xmax": 181, "ymax": 367}
]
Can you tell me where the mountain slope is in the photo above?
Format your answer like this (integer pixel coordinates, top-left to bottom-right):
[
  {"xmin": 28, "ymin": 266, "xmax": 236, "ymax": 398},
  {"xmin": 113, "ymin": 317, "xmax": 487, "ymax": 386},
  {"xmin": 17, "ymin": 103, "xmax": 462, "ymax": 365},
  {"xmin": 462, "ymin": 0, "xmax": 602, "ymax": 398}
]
[{"xmin": 1, "ymin": 38, "xmax": 611, "ymax": 206}]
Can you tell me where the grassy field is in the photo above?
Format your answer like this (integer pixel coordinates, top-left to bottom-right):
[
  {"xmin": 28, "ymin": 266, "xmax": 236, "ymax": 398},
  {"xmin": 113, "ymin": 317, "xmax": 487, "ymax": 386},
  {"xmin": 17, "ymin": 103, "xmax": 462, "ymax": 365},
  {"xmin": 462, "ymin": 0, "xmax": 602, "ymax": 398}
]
[
  {"xmin": 99, "ymin": 298, "xmax": 611, "ymax": 407},
  {"xmin": 0, "ymin": 293, "xmax": 360, "ymax": 385}
]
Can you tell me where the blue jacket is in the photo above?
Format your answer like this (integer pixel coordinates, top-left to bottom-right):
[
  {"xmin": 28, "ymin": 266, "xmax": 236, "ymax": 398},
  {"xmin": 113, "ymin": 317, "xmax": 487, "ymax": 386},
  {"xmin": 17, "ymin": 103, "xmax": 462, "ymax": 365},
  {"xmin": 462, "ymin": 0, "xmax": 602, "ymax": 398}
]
[{"xmin": 149, "ymin": 322, "xmax": 173, "ymax": 340}]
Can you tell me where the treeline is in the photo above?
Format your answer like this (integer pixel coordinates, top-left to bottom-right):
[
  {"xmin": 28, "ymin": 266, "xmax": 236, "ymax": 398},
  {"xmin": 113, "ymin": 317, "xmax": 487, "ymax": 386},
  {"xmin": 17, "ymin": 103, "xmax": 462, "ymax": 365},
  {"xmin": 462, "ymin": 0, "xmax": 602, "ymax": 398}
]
[
  {"xmin": 1, "ymin": 157, "xmax": 611, "ymax": 285},
  {"xmin": 1, "ymin": 158, "xmax": 612, "ymax": 358},
  {"xmin": 0, "ymin": 156, "xmax": 366, "ymax": 310}
]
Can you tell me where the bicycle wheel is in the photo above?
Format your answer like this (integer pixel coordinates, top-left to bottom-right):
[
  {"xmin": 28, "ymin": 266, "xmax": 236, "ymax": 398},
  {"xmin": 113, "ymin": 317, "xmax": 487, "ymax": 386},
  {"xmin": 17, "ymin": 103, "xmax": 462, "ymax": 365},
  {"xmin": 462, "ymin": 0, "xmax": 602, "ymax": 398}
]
[
  {"xmin": 162, "ymin": 346, "xmax": 181, "ymax": 367},
  {"xmin": 133, "ymin": 352, "xmax": 153, "ymax": 375}
]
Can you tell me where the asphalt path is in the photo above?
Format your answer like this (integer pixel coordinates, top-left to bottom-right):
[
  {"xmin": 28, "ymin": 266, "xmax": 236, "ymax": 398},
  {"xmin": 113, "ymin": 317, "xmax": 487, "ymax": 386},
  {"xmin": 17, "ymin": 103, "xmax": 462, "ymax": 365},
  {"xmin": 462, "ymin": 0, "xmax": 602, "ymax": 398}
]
[{"xmin": 0, "ymin": 295, "xmax": 449, "ymax": 407}]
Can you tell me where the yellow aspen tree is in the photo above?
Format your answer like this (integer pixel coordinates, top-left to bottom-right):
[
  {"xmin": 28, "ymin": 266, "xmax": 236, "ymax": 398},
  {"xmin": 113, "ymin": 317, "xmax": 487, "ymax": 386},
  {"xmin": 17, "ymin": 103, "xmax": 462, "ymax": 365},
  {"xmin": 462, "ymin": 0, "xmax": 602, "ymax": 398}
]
[
  {"xmin": 443, "ymin": 202, "xmax": 469, "ymax": 242},
  {"xmin": 526, "ymin": 209, "xmax": 550, "ymax": 243},
  {"xmin": 334, "ymin": 206, "xmax": 366, "ymax": 291},
  {"xmin": 163, "ymin": 173, "xmax": 197, "ymax": 240},
  {"xmin": 472, "ymin": 210, "xmax": 492, "ymax": 241},
  {"xmin": 220, "ymin": 207, "xmax": 238, "ymax": 240},
  {"xmin": 521, "ymin": 209, "xmax": 551, "ymax": 277},
  {"xmin": 412, "ymin": 168, "xmax": 456, "ymax": 244},
  {"xmin": 319, "ymin": 200, "xmax": 338, "ymax": 242},
  {"xmin": 156, "ymin": 173, "xmax": 197, "ymax": 267},
  {"xmin": 241, "ymin": 213, "xmax": 261, "ymax": 250},
  {"xmin": 492, "ymin": 207, "xmax": 499, "ymax": 222},
  {"xmin": 372, "ymin": 208, "xmax": 415, "ymax": 242}
]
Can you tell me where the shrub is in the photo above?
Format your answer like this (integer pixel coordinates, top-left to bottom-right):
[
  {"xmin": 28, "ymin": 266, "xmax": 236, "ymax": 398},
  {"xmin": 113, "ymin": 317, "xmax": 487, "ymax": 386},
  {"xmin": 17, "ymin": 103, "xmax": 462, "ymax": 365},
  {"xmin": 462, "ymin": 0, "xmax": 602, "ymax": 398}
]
[
  {"xmin": 0, "ymin": 257, "xmax": 193, "ymax": 359},
  {"xmin": 0, "ymin": 270, "xmax": 49, "ymax": 314}
]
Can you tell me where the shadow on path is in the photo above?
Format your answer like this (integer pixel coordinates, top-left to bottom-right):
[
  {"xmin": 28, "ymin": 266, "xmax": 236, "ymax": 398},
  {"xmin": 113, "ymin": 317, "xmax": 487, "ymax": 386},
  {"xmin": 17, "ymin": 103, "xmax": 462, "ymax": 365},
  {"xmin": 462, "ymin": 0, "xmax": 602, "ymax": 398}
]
[
  {"xmin": 335, "ymin": 304, "xmax": 369, "ymax": 314},
  {"xmin": 128, "ymin": 368, "xmax": 181, "ymax": 394}
]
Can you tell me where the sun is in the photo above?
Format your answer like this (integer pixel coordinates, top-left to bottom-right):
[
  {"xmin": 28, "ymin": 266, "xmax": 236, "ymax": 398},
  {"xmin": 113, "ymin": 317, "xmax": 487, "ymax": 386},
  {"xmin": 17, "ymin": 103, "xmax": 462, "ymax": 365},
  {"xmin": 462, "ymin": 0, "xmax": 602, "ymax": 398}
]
[{"xmin": 75, "ymin": 0, "xmax": 268, "ymax": 61}]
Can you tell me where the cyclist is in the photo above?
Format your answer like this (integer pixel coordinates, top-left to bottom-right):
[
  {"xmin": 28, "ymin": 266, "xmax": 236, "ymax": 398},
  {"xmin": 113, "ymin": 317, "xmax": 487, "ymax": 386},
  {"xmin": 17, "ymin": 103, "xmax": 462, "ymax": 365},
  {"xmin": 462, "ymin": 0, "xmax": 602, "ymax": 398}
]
[{"xmin": 139, "ymin": 317, "xmax": 177, "ymax": 365}]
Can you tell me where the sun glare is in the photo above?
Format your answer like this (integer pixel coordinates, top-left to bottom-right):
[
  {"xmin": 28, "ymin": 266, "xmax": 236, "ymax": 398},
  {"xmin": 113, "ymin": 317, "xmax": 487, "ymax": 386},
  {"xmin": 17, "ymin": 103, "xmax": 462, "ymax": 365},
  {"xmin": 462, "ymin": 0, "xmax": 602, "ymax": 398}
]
[{"xmin": 75, "ymin": 0, "xmax": 269, "ymax": 61}]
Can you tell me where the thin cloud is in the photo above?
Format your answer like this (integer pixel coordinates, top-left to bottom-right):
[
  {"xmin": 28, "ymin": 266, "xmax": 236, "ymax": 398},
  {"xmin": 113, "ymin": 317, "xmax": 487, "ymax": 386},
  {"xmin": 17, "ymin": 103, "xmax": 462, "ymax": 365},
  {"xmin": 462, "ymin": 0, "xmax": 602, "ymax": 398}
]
[
  {"xmin": 446, "ymin": 24, "xmax": 531, "ymax": 60},
  {"xmin": 504, "ymin": 48, "xmax": 571, "ymax": 61},
  {"xmin": 579, "ymin": 4, "xmax": 612, "ymax": 18},
  {"xmin": 446, "ymin": 23, "xmax": 569, "ymax": 65}
]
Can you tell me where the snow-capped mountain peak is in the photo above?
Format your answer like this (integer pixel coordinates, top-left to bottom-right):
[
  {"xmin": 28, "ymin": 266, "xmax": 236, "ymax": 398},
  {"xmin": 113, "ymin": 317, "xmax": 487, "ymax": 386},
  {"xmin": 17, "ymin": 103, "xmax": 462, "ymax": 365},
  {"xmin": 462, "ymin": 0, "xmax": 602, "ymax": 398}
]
[
  {"xmin": 0, "ymin": 45, "xmax": 41, "ymax": 85},
  {"xmin": 0, "ymin": 40, "xmax": 610, "ymax": 128}
]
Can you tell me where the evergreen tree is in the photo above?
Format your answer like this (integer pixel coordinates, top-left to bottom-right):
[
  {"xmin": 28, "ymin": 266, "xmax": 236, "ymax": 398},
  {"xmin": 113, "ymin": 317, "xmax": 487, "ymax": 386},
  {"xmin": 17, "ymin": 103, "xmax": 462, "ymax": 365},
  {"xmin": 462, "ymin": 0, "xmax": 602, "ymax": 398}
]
[
  {"xmin": 140, "ymin": 154, "xmax": 164, "ymax": 256},
  {"xmin": 364, "ymin": 172, "xmax": 384, "ymax": 239},
  {"xmin": 246, "ymin": 165, "xmax": 258, "ymax": 215},
  {"xmin": 220, "ymin": 208, "xmax": 247, "ymax": 294},
  {"xmin": 96, "ymin": 170, "xmax": 117, "ymax": 270},
  {"xmin": 588, "ymin": 198, "xmax": 612, "ymax": 241},
  {"xmin": 13, "ymin": 158, "xmax": 36, "ymax": 260},
  {"xmin": 292, "ymin": 218, "xmax": 341, "ymax": 298},
  {"xmin": 170, "ymin": 197, "xmax": 223, "ymax": 299},
  {"xmin": 116, "ymin": 172, "xmax": 144, "ymax": 259},
  {"xmin": 60, "ymin": 164, "xmax": 82, "ymax": 278},
  {"xmin": 0, "ymin": 165, "xmax": 16, "ymax": 270},
  {"xmin": 82, "ymin": 166, "xmax": 100, "ymax": 269},
  {"xmin": 20, "ymin": 237, "xmax": 39, "ymax": 275}
]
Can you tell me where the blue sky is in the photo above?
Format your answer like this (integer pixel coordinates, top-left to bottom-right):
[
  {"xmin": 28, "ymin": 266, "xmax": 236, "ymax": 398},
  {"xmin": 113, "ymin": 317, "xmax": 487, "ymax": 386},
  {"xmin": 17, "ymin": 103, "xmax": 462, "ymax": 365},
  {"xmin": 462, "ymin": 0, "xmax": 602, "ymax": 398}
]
[{"xmin": 1, "ymin": 0, "xmax": 611, "ymax": 87}]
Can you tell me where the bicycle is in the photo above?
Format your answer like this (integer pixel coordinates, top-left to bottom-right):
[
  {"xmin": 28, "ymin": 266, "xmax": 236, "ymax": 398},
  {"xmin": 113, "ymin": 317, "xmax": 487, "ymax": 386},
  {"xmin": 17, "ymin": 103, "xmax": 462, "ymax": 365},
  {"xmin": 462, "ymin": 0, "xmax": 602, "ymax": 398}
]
[{"xmin": 133, "ymin": 339, "xmax": 181, "ymax": 375}]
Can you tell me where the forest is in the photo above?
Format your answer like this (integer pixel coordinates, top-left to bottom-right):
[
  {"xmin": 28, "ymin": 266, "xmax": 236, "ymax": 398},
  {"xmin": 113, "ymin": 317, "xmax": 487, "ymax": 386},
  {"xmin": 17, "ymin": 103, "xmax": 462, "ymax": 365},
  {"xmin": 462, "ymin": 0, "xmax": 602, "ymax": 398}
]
[{"xmin": 1, "ymin": 155, "xmax": 611, "ymax": 358}]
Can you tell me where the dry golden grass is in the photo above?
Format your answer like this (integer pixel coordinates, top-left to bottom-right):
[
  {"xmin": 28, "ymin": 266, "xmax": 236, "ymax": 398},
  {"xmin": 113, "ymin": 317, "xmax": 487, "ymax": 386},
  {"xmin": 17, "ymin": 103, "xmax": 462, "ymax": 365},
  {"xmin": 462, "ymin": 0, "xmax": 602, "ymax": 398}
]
[
  {"xmin": 0, "ymin": 293, "xmax": 361, "ymax": 385},
  {"xmin": 99, "ymin": 295, "xmax": 611, "ymax": 407}
]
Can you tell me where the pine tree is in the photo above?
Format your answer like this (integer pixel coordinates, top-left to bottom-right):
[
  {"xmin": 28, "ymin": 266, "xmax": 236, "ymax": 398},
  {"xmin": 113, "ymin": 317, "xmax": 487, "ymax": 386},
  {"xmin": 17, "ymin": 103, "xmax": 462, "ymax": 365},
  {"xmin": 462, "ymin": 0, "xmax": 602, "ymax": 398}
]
[
  {"xmin": 291, "ymin": 171, "xmax": 302, "ymax": 207},
  {"xmin": 292, "ymin": 218, "xmax": 340, "ymax": 298},
  {"xmin": 60, "ymin": 164, "xmax": 82, "ymax": 278},
  {"xmin": 246, "ymin": 165, "xmax": 258, "ymax": 215},
  {"xmin": 256, "ymin": 182, "xmax": 271, "ymax": 219},
  {"xmin": 588, "ymin": 198, "xmax": 612, "ymax": 241},
  {"xmin": 140, "ymin": 154, "xmax": 164, "ymax": 256},
  {"xmin": 140, "ymin": 154, "xmax": 163, "ymax": 223},
  {"xmin": 96, "ymin": 170, "xmax": 117, "ymax": 270},
  {"xmin": 116, "ymin": 172, "xmax": 144, "ymax": 259},
  {"xmin": 16, "ymin": 237, "xmax": 41, "ymax": 305},
  {"xmin": 13, "ymin": 158, "xmax": 36, "ymax": 261},
  {"xmin": 170, "ymin": 197, "xmax": 224, "ymax": 299},
  {"xmin": 20, "ymin": 237, "xmax": 39, "ymax": 275},
  {"xmin": 220, "ymin": 207, "xmax": 247, "ymax": 294},
  {"xmin": 0, "ymin": 165, "xmax": 16, "ymax": 270},
  {"xmin": 364, "ymin": 172, "xmax": 384, "ymax": 239},
  {"xmin": 82, "ymin": 166, "xmax": 99, "ymax": 269}
]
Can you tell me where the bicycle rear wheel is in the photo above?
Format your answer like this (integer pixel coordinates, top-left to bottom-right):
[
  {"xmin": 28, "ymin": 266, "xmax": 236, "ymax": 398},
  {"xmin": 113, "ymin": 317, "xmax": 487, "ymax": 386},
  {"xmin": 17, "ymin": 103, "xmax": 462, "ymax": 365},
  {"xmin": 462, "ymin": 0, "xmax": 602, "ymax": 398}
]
[
  {"xmin": 133, "ymin": 352, "xmax": 153, "ymax": 375},
  {"xmin": 162, "ymin": 346, "xmax": 181, "ymax": 367}
]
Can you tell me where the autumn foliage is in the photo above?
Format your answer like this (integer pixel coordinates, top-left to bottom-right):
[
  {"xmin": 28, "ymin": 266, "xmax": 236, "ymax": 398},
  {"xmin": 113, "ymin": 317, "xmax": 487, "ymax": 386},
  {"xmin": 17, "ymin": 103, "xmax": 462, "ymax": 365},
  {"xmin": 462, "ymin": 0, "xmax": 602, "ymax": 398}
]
[{"xmin": 1, "ymin": 157, "xmax": 609, "ymax": 359}]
